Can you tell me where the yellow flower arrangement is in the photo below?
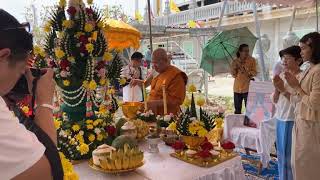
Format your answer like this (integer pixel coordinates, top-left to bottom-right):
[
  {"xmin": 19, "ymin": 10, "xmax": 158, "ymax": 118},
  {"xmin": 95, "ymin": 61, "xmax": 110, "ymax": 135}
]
[
  {"xmin": 86, "ymin": 124, "xmax": 94, "ymax": 130},
  {"xmin": 55, "ymin": 48, "xmax": 65, "ymax": 59},
  {"xmin": 62, "ymin": 20, "xmax": 74, "ymax": 29},
  {"xmin": 197, "ymin": 128, "xmax": 208, "ymax": 137},
  {"xmin": 86, "ymin": 119, "xmax": 93, "ymax": 124},
  {"xmin": 97, "ymin": 21, "xmax": 103, "ymax": 28},
  {"xmin": 59, "ymin": 0, "xmax": 66, "ymax": 7},
  {"xmin": 99, "ymin": 78, "xmax": 106, "ymax": 86},
  {"xmin": 54, "ymin": 119, "xmax": 62, "ymax": 129},
  {"xmin": 63, "ymin": 80, "xmax": 70, "ymax": 86},
  {"xmin": 99, "ymin": 105, "xmax": 107, "ymax": 114},
  {"xmin": 87, "ymin": 0, "xmax": 93, "ymax": 5},
  {"xmin": 68, "ymin": 56, "xmax": 75, "ymax": 63},
  {"xmin": 59, "ymin": 152, "xmax": 79, "ymax": 180},
  {"xmin": 187, "ymin": 120, "xmax": 208, "ymax": 137},
  {"xmin": 97, "ymin": 134, "xmax": 104, "ymax": 141},
  {"xmin": 43, "ymin": 21, "xmax": 52, "ymax": 32},
  {"xmin": 84, "ymin": 23, "xmax": 94, "ymax": 32},
  {"xmin": 72, "ymin": 124, "xmax": 80, "ymax": 132},
  {"xmin": 187, "ymin": 84, "xmax": 197, "ymax": 93},
  {"xmin": 93, "ymin": 120, "xmax": 99, "ymax": 126},
  {"xmin": 85, "ymin": 43, "xmax": 94, "ymax": 53},
  {"xmin": 89, "ymin": 80, "xmax": 97, "ymax": 90},
  {"xmin": 78, "ymin": 143, "xmax": 89, "ymax": 155},
  {"xmin": 119, "ymin": 78, "xmax": 127, "ymax": 86},
  {"xmin": 103, "ymin": 52, "xmax": 113, "ymax": 62},
  {"xmin": 22, "ymin": 106, "xmax": 29, "ymax": 114},
  {"xmin": 88, "ymin": 134, "xmax": 95, "ymax": 142},
  {"xmin": 107, "ymin": 88, "xmax": 115, "ymax": 95},
  {"xmin": 167, "ymin": 122, "xmax": 177, "ymax": 131},
  {"xmin": 33, "ymin": 46, "xmax": 46, "ymax": 57},
  {"xmin": 75, "ymin": 133, "xmax": 84, "ymax": 143},
  {"xmin": 196, "ymin": 96, "xmax": 205, "ymax": 107}
]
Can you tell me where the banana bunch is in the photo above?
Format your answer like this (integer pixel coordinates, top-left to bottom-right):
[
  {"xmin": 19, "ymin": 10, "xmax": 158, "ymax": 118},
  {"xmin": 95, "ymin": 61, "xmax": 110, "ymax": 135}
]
[
  {"xmin": 133, "ymin": 119, "xmax": 149, "ymax": 140},
  {"xmin": 99, "ymin": 144, "xmax": 144, "ymax": 170}
]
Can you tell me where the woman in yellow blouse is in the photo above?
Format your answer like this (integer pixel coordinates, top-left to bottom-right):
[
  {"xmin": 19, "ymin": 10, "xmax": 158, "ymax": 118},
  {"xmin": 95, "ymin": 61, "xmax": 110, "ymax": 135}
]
[
  {"xmin": 284, "ymin": 32, "xmax": 320, "ymax": 180},
  {"xmin": 230, "ymin": 44, "xmax": 257, "ymax": 114}
]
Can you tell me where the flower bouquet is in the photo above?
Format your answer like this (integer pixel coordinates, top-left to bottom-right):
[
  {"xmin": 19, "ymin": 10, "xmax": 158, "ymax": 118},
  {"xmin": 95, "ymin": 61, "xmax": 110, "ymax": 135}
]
[{"xmin": 136, "ymin": 110, "xmax": 157, "ymax": 123}]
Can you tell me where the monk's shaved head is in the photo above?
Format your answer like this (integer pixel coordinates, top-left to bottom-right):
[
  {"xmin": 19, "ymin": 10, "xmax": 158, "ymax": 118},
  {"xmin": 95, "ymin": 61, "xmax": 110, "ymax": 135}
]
[
  {"xmin": 152, "ymin": 48, "xmax": 168, "ymax": 63},
  {"xmin": 152, "ymin": 48, "xmax": 170, "ymax": 73}
]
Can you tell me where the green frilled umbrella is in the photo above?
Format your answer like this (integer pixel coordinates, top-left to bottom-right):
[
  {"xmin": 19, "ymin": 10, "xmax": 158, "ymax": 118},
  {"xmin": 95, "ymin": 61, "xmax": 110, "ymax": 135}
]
[{"xmin": 200, "ymin": 27, "xmax": 257, "ymax": 76}]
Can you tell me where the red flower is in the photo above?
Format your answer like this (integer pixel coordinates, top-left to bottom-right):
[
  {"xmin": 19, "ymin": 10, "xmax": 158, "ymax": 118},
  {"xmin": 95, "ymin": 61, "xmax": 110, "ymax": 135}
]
[
  {"xmin": 196, "ymin": 150, "xmax": 212, "ymax": 159},
  {"xmin": 200, "ymin": 141, "xmax": 213, "ymax": 151},
  {"xmin": 80, "ymin": 45, "xmax": 87, "ymax": 54},
  {"xmin": 96, "ymin": 61, "xmax": 105, "ymax": 70},
  {"xmin": 60, "ymin": 59, "xmax": 70, "ymax": 70},
  {"xmin": 67, "ymin": 6, "xmax": 77, "ymax": 16},
  {"xmin": 85, "ymin": 8, "xmax": 94, "ymax": 15},
  {"xmin": 221, "ymin": 141, "xmax": 235, "ymax": 149},
  {"xmin": 106, "ymin": 125, "xmax": 116, "ymax": 137},
  {"xmin": 49, "ymin": 60, "xmax": 57, "ymax": 68},
  {"xmin": 171, "ymin": 140, "xmax": 185, "ymax": 150},
  {"xmin": 79, "ymin": 35, "xmax": 88, "ymax": 44}
]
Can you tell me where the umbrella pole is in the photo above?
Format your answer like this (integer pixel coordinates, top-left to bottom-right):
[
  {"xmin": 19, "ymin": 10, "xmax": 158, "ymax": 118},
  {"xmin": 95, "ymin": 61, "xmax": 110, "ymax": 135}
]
[{"xmin": 147, "ymin": 0, "xmax": 153, "ymax": 52}]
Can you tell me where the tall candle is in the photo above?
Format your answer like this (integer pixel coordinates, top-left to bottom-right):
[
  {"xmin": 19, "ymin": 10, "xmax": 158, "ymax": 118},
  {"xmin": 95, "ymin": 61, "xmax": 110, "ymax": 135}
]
[
  {"xmin": 143, "ymin": 81, "xmax": 147, "ymax": 110},
  {"xmin": 162, "ymin": 83, "xmax": 167, "ymax": 115}
]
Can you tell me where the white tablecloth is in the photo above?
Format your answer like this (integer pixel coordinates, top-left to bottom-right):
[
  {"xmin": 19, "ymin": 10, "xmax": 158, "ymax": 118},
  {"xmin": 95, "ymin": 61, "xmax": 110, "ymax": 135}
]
[{"xmin": 74, "ymin": 142, "xmax": 245, "ymax": 180}]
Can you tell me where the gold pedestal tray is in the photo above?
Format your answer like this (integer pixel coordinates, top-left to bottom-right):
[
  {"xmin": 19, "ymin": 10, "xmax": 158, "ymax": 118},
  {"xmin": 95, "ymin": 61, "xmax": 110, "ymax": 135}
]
[
  {"xmin": 88, "ymin": 159, "xmax": 144, "ymax": 174},
  {"xmin": 170, "ymin": 152, "xmax": 238, "ymax": 168}
]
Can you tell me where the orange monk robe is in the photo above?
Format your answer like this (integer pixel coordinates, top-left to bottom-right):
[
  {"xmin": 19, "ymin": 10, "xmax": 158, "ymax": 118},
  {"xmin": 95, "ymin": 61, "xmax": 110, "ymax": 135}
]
[{"xmin": 148, "ymin": 65, "xmax": 188, "ymax": 115}]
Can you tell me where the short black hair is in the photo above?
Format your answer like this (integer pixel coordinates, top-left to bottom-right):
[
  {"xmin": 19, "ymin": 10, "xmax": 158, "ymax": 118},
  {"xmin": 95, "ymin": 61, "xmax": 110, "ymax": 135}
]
[
  {"xmin": 131, "ymin": 52, "xmax": 143, "ymax": 61},
  {"xmin": 0, "ymin": 9, "xmax": 33, "ymax": 62},
  {"xmin": 279, "ymin": 45, "xmax": 303, "ymax": 66},
  {"xmin": 300, "ymin": 32, "xmax": 320, "ymax": 64},
  {"xmin": 236, "ymin": 44, "xmax": 249, "ymax": 58}
]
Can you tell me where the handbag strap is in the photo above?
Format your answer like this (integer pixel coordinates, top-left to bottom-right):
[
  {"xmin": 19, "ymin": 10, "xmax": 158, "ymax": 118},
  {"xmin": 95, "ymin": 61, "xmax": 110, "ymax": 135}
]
[{"xmin": 29, "ymin": 77, "xmax": 64, "ymax": 180}]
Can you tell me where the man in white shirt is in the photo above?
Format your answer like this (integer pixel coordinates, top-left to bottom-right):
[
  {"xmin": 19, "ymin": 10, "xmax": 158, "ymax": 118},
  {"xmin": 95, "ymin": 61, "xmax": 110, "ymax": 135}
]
[{"xmin": 0, "ymin": 9, "xmax": 56, "ymax": 179}]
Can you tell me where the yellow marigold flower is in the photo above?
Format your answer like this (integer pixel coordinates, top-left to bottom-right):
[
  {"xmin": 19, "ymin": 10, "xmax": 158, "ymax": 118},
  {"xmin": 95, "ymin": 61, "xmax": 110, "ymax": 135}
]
[
  {"xmin": 86, "ymin": 119, "xmax": 93, "ymax": 124},
  {"xmin": 68, "ymin": 56, "xmax": 75, "ymax": 63},
  {"xmin": 33, "ymin": 46, "xmax": 41, "ymax": 55},
  {"xmin": 84, "ymin": 23, "xmax": 94, "ymax": 32},
  {"xmin": 54, "ymin": 119, "xmax": 62, "ymax": 129},
  {"xmin": 97, "ymin": 134, "xmax": 104, "ymax": 141},
  {"xmin": 196, "ymin": 96, "xmax": 205, "ymax": 107},
  {"xmin": 93, "ymin": 120, "xmax": 99, "ymax": 126},
  {"xmin": 183, "ymin": 97, "xmax": 191, "ymax": 107},
  {"xmin": 99, "ymin": 105, "xmax": 107, "ymax": 114},
  {"xmin": 188, "ymin": 84, "xmax": 197, "ymax": 93},
  {"xmin": 75, "ymin": 133, "xmax": 84, "ymax": 143},
  {"xmin": 103, "ymin": 52, "xmax": 113, "ymax": 62},
  {"xmin": 99, "ymin": 78, "xmax": 106, "ymax": 86},
  {"xmin": 43, "ymin": 22, "xmax": 51, "ymax": 32},
  {"xmin": 82, "ymin": 80, "xmax": 89, "ymax": 89},
  {"xmin": 97, "ymin": 21, "xmax": 103, "ymax": 28},
  {"xmin": 63, "ymin": 80, "xmax": 70, "ymax": 86},
  {"xmin": 167, "ymin": 122, "xmax": 177, "ymax": 131},
  {"xmin": 64, "ymin": 172, "xmax": 79, "ymax": 180},
  {"xmin": 88, "ymin": 134, "xmax": 95, "ymax": 142},
  {"xmin": 119, "ymin": 78, "xmax": 127, "ymax": 85},
  {"xmin": 87, "ymin": 124, "xmax": 94, "ymax": 130},
  {"xmin": 107, "ymin": 88, "xmax": 115, "ymax": 95},
  {"xmin": 215, "ymin": 118, "xmax": 223, "ymax": 128},
  {"xmin": 188, "ymin": 126, "xmax": 197, "ymax": 135},
  {"xmin": 78, "ymin": 143, "xmax": 89, "ymax": 155},
  {"xmin": 39, "ymin": 50, "xmax": 46, "ymax": 58},
  {"xmin": 69, "ymin": 138, "xmax": 76, "ymax": 145},
  {"xmin": 72, "ymin": 124, "xmax": 80, "ymax": 132},
  {"xmin": 89, "ymin": 80, "xmax": 97, "ymax": 90},
  {"xmin": 22, "ymin": 106, "xmax": 29, "ymax": 114},
  {"xmin": 55, "ymin": 48, "xmax": 65, "ymax": 59},
  {"xmin": 59, "ymin": 0, "xmax": 66, "ymax": 7},
  {"xmin": 85, "ymin": 43, "xmax": 94, "ymax": 53},
  {"xmin": 62, "ymin": 20, "xmax": 74, "ymax": 29},
  {"xmin": 198, "ymin": 128, "xmax": 208, "ymax": 137},
  {"xmin": 87, "ymin": 0, "xmax": 93, "ymax": 5}
]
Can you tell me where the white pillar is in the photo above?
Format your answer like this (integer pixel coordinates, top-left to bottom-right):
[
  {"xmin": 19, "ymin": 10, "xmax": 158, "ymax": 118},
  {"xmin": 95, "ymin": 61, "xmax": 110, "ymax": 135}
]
[
  {"xmin": 217, "ymin": 0, "xmax": 228, "ymax": 30},
  {"xmin": 135, "ymin": 0, "xmax": 139, "ymax": 13}
]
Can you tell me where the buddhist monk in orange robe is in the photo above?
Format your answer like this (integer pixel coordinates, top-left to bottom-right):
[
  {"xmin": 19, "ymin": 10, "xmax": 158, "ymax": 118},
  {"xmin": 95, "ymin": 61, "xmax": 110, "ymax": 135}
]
[{"xmin": 147, "ymin": 48, "xmax": 188, "ymax": 115}]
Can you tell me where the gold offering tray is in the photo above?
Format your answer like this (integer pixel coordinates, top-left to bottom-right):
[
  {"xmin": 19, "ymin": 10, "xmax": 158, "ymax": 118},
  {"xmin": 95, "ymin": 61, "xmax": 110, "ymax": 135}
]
[
  {"xmin": 88, "ymin": 159, "xmax": 144, "ymax": 174},
  {"xmin": 170, "ymin": 152, "xmax": 238, "ymax": 168}
]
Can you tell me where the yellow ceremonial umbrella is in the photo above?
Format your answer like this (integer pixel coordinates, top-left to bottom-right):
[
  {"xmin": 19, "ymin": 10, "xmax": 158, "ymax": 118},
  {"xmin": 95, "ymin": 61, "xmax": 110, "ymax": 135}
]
[{"xmin": 103, "ymin": 19, "xmax": 141, "ymax": 51}]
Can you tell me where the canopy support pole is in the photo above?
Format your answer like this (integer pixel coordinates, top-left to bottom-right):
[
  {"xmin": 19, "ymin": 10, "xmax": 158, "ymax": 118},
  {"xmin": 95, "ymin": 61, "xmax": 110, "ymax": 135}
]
[
  {"xmin": 147, "ymin": 0, "xmax": 153, "ymax": 52},
  {"xmin": 317, "ymin": 0, "xmax": 319, "ymax": 32},
  {"xmin": 252, "ymin": 3, "xmax": 267, "ymax": 81}
]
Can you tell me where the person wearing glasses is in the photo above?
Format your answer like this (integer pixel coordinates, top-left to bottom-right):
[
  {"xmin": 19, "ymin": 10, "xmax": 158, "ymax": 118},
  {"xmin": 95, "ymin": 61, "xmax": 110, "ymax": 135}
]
[
  {"xmin": 0, "ymin": 9, "xmax": 59, "ymax": 179},
  {"xmin": 230, "ymin": 44, "xmax": 258, "ymax": 114}
]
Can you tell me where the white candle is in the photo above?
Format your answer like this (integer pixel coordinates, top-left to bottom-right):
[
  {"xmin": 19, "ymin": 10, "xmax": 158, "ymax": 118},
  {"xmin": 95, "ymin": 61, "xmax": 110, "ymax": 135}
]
[{"xmin": 162, "ymin": 83, "xmax": 167, "ymax": 115}]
